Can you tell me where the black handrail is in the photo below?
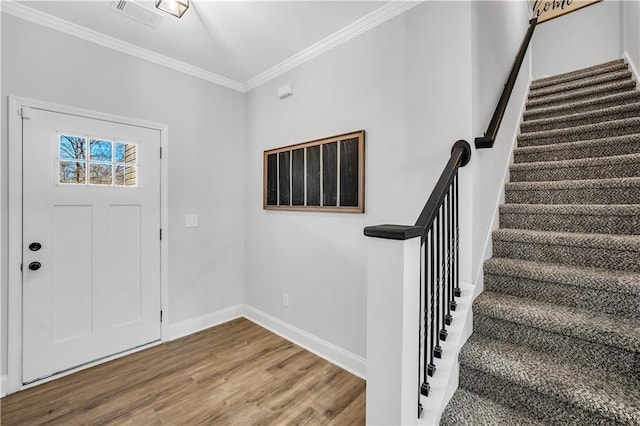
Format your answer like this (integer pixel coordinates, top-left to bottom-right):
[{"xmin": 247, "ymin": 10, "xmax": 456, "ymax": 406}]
[
  {"xmin": 364, "ymin": 140, "xmax": 471, "ymax": 242},
  {"xmin": 475, "ymin": 18, "xmax": 537, "ymax": 149},
  {"xmin": 414, "ymin": 140, "xmax": 471, "ymax": 241}
]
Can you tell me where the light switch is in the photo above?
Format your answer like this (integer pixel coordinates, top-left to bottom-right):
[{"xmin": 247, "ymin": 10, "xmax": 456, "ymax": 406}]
[{"xmin": 185, "ymin": 214, "xmax": 198, "ymax": 228}]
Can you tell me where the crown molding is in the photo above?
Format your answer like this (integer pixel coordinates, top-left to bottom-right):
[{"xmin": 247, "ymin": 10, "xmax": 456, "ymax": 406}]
[
  {"xmin": 243, "ymin": 1, "xmax": 423, "ymax": 91},
  {"xmin": 1, "ymin": 0, "xmax": 423, "ymax": 93},
  {"xmin": 0, "ymin": 0, "xmax": 245, "ymax": 92}
]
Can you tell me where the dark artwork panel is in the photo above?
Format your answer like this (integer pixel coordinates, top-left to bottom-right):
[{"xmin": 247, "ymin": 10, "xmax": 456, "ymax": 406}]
[
  {"xmin": 279, "ymin": 151, "xmax": 290, "ymax": 206},
  {"xmin": 291, "ymin": 149, "xmax": 305, "ymax": 205},
  {"xmin": 340, "ymin": 138, "xmax": 359, "ymax": 207},
  {"xmin": 323, "ymin": 142, "xmax": 337, "ymax": 206},
  {"xmin": 267, "ymin": 154, "xmax": 278, "ymax": 205},
  {"xmin": 306, "ymin": 146, "xmax": 321, "ymax": 206}
]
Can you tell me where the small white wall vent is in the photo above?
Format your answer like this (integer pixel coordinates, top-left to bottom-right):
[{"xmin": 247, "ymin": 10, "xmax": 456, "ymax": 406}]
[{"xmin": 109, "ymin": 1, "xmax": 164, "ymax": 29}]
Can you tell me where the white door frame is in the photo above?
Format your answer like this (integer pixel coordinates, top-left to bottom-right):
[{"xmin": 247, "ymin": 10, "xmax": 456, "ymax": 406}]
[{"xmin": 6, "ymin": 96, "xmax": 170, "ymax": 394}]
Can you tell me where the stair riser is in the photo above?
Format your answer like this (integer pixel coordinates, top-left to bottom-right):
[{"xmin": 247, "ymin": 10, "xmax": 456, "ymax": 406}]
[
  {"xmin": 524, "ymin": 93, "xmax": 640, "ymax": 121},
  {"xmin": 510, "ymin": 161, "xmax": 640, "ymax": 182},
  {"xmin": 505, "ymin": 185, "xmax": 640, "ymax": 205},
  {"xmin": 499, "ymin": 211, "xmax": 640, "ymax": 235},
  {"xmin": 518, "ymin": 123, "xmax": 640, "ymax": 148},
  {"xmin": 474, "ymin": 315, "xmax": 640, "ymax": 378},
  {"xmin": 521, "ymin": 108, "xmax": 640, "ymax": 133},
  {"xmin": 484, "ymin": 273, "xmax": 640, "ymax": 320},
  {"xmin": 459, "ymin": 367, "xmax": 616, "ymax": 425},
  {"xmin": 531, "ymin": 63, "xmax": 628, "ymax": 90},
  {"xmin": 513, "ymin": 139, "xmax": 640, "ymax": 163},
  {"xmin": 526, "ymin": 84, "xmax": 636, "ymax": 110},
  {"xmin": 529, "ymin": 72, "xmax": 632, "ymax": 99},
  {"xmin": 492, "ymin": 238, "xmax": 640, "ymax": 273}
]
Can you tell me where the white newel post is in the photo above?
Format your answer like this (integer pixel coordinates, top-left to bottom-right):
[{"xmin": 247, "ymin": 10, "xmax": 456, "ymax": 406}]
[{"xmin": 365, "ymin": 225, "xmax": 422, "ymax": 426}]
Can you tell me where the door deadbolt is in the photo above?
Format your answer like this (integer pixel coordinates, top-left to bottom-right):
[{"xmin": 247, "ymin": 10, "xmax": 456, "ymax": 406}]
[
  {"xmin": 28, "ymin": 262, "xmax": 41, "ymax": 271},
  {"xmin": 29, "ymin": 242, "xmax": 42, "ymax": 251}
]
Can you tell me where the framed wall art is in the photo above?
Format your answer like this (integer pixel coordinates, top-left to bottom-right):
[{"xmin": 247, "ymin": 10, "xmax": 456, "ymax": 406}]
[{"xmin": 263, "ymin": 130, "xmax": 365, "ymax": 213}]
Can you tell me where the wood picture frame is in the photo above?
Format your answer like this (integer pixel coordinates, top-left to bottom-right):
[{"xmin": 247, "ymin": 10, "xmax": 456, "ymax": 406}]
[{"xmin": 263, "ymin": 130, "xmax": 365, "ymax": 213}]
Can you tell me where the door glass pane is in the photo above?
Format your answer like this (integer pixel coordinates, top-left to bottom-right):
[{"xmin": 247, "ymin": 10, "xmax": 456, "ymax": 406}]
[
  {"xmin": 59, "ymin": 136, "xmax": 86, "ymax": 160},
  {"xmin": 59, "ymin": 161, "xmax": 86, "ymax": 184},
  {"xmin": 90, "ymin": 140, "xmax": 113, "ymax": 162},
  {"xmin": 116, "ymin": 165, "xmax": 137, "ymax": 186},
  {"xmin": 115, "ymin": 142, "xmax": 137, "ymax": 164},
  {"xmin": 89, "ymin": 163, "xmax": 113, "ymax": 185}
]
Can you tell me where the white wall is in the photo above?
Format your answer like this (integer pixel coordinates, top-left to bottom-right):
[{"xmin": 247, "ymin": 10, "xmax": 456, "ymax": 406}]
[
  {"xmin": 1, "ymin": 13, "xmax": 245, "ymax": 376},
  {"xmin": 623, "ymin": 0, "xmax": 640, "ymax": 77},
  {"xmin": 470, "ymin": 1, "xmax": 532, "ymax": 284},
  {"xmin": 532, "ymin": 0, "xmax": 621, "ymax": 78},
  {"xmin": 244, "ymin": 1, "xmax": 473, "ymax": 360}
]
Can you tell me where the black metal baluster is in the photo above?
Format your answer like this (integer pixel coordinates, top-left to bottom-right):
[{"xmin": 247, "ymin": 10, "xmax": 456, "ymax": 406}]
[
  {"xmin": 454, "ymin": 174, "xmax": 461, "ymax": 298},
  {"xmin": 428, "ymin": 223, "xmax": 436, "ymax": 376},
  {"xmin": 421, "ymin": 226, "xmax": 431, "ymax": 395},
  {"xmin": 434, "ymin": 211, "xmax": 443, "ymax": 359},
  {"xmin": 418, "ymin": 237, "xmax": 428, "ymax": 411},
  {"xmin": 448, "ymin": 182, "xmax": 457, "ymax": 313},
  {"xmin": 445, "ymin": 187, "xmax": 454, "ymax": 323},
  {"xmin": 439, "ymin": 203, "xmax": 448, "ymax": 343}
]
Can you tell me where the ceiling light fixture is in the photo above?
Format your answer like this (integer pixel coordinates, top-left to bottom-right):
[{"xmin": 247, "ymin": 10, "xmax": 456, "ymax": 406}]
[{"xmin": 155, "ymin": 0, "xmax": 189, "ymax": 18}]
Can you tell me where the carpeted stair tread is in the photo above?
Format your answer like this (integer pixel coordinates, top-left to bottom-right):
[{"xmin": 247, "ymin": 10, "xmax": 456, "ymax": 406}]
[
  {"xmin": 499, "ymin": 203, "xmax": 640, "ymax": 234},
  {"xmin": 525, "ymin": 79, "xmax": 636, "ymax": 110},
  {"xmin": 459, "ymin": 335, "xmax": 640, "ymax": 425},
  {"xmin": 517, "ymin": 117, "xmax": 640, "ymax": 147},
  {"xmin": 523, "ymin": 91, "xmax": 640, "ymax": 121},
  {"xmin": 528, "ymin": 70, "xmax": 632, "ymax": 100},
  {"xmin": 531, "ymin": 61, "xmax": 628, "ymax": 91},
  {"xmin": 484, "ymin": 257, "xmax": 640, "ymax": 319},
  {"xmin": 521, "ymin": 102, "xmax": 640, "ymax": 133},
  {"xmin": 510, "ymin": 152, "xmax": 640, "ymax": 182},
  {"xmin": 505, "ymin": 176, "xmax": 640, "ymax": 204},
  {"xmin": 485, "ymin": 255, "xmax": 640, "ymax": 295},
  {"xmin": 531, "ymin": 59, "xmax": 625, "ymax": 88},
  {"xmin": 474, "ymin": 291, "xmax": 640, "ymax": 353},
  {"xmin": 492, "ymin": 228, "xmax": 640, "ymax": 272},
  {"xmin": 513, "ymin": 134, "xmax": 640, "ymax": 163},
  {"xmin": 439, "ymin": 388, "xmax": 545, "ymax": 426}
]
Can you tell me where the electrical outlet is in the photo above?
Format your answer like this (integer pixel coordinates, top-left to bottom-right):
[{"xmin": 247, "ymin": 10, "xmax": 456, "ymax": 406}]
[{"xmin": 282, "ymin": 293, "xmax": 290, "ymax": 308}]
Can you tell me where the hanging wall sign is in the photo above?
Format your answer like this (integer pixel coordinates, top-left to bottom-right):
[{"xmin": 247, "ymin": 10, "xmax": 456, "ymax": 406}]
[{"xmin": 531, "ymin": 0, "xmax": 602, "ymax": 24}]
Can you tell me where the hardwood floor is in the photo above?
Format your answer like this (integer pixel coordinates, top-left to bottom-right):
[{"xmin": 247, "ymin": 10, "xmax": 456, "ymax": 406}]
[{"xmin": 1, "ymin": 318, "xmax": 365, "ymax": 425}]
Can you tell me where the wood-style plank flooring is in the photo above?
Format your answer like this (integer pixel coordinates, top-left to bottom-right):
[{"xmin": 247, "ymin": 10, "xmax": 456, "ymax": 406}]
[{"xmin": 1, "ymin": 318, "xmax": 365, "ymax": 425}]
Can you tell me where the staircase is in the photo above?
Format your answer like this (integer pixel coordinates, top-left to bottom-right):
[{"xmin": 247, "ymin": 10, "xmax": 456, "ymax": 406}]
[{"xmin": 441, "ymin": 59, "xmax": 640, "ymax": 425}]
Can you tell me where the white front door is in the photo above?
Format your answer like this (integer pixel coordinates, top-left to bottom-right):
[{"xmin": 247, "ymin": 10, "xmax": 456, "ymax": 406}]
[{"xmin": 21, "ymin": 107, "xmax": 161, "ymax": 384}]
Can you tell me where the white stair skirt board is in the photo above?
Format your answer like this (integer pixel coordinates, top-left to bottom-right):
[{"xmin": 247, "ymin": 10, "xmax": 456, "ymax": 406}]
[
  {"xmin": 419, "ymin": 281, "xmax": 475, "ymax": 426},
  {"xmin": 243, "ymin": 305, "xmax": 366, "ymax": 379},
  {"xmin": 624, "ymin": 51, "xmax": 640, "ymax": 90},
  {"xmin": 166, "ymin": 305, "xmax": 244, "ymax": 341}
]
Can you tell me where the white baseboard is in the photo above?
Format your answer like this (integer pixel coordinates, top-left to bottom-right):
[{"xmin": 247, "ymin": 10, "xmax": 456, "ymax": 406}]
[
  {"xmin": 243, "ymin": 304, "xmax": 367, "ymax": 379},
  {"xmin": 624, "ymin": 51, "xmax": 640, "ymax": 89},
  {"xmin": 166, "ymin": 304, "xmax": 243, "ymax": 341},
  {"xmin": 1, "ymin": 375, "xmax": 7, "ymax": 397}
]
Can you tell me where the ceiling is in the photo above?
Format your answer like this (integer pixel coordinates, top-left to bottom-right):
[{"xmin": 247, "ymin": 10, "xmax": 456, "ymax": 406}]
[{"xmin": 4, "ymin": 1, "xmax": 416, "ymax": 91}]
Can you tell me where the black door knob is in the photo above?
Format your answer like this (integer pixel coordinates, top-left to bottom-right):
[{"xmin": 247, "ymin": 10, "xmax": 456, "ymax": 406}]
[
  {"xmin": 28, "ymin": 262, "xmax": 41, "ymax": 271},
  {"xmin": 29, "ymin": 242, "xmax": 42, "ymax": 251}
]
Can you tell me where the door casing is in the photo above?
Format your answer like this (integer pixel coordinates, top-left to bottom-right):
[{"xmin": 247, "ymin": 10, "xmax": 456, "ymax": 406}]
[{"xmin": 6, "ymin": 96, "xmax": 170, "ymax": 394}]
